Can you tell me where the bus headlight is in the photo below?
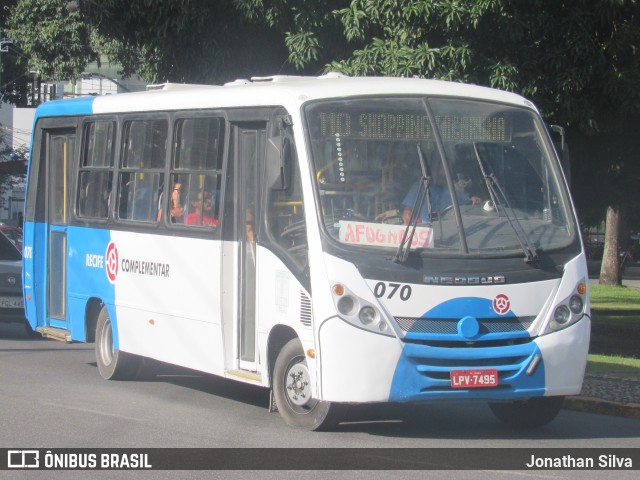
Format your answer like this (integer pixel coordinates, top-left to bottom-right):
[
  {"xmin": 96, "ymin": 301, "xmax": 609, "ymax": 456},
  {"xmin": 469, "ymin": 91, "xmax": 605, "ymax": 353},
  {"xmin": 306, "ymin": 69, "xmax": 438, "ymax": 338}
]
[
  {"xmin": 331, "ymin": 283, "xmax": 395, "ymax": 337},
  {"xmin": 553, "ymin": 305, "xmax": 571, "ymax": 324},
  {"xmin": 337, "ymin": 295, "xmax": 357, "ymax": 316},
  {"xmin": 569, "ymin": 294, "xmax": 584, "ymax": 314},
  {"xmin": 542, "ymin": 280, "xmax": 588, "ymax": 335},
  {"xmin": 359, "ymin": 306, "xmax": 378, "ymax": 325}
]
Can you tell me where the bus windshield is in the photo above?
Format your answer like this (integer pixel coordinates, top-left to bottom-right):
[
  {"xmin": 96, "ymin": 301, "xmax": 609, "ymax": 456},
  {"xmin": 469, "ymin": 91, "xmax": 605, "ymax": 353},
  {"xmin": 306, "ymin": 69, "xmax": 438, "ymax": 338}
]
[{"xmin": 305, "ymin": 97, "xmax": 575, "ymax": 257}]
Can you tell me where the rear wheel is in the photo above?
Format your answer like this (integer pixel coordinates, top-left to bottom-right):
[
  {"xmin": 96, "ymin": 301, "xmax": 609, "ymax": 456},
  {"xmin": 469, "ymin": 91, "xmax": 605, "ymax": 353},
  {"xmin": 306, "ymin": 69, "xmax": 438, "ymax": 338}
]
[
  {"xmin": 95, "ymin": 307, "xmax": 140, "ymax": 380},
  {"xmin": 489, "ymin": 396, "xmax": 564, "ymax": 429},
  {"xmin": 273, "ymin": 339, "xmax": 346, "ymax": 430}
]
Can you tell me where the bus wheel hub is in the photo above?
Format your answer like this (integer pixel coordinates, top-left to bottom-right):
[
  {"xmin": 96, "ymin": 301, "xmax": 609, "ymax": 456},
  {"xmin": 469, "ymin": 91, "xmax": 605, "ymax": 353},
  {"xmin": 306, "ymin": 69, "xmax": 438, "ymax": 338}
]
[{"xmin": 286, "ymin": 363, "xmax": 311, "ymax": 406}]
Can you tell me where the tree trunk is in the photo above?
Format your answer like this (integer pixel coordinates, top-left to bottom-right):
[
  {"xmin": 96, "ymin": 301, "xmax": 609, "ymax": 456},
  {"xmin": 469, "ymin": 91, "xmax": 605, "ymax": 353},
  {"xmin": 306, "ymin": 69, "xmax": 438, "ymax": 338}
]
[{"xmin": 599, "ymin": 206, "xmax": 621, "ymax": 285}]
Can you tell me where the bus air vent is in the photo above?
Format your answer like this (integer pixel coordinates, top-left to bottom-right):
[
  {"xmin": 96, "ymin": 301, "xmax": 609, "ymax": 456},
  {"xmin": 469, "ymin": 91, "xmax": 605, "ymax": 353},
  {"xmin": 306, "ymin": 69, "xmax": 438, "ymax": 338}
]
[{"xmin": 300, "ymin": 292, "xmax": 312, "ymax": 327}]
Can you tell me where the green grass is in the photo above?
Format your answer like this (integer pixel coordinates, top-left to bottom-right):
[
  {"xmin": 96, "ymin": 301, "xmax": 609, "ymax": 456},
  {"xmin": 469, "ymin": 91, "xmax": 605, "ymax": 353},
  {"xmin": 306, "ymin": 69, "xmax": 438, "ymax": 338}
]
[
  {"xmin": 587, "ymin": 354, "xmax": 640, "ymax": 380},
  {"xmin": 590, "ymin": 313, "xmax": 639, "ymax": 326},
  {"xmin": 589, "ymin": 284, "xmax": 640, "ymax": 311},
  {"xmin": 586, "ymin": 286, "xmax": 639, "ymax": 375}
]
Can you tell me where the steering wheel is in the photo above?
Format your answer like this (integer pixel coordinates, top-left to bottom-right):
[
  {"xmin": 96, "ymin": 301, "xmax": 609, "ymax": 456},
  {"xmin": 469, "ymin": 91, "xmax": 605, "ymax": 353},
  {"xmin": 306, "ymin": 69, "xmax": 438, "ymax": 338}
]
[
  {"xmin": 439, "ymin": 201, "xmax": 487, "ymax": 220},
  {"xmin": 375, "ymin": 209, "xmax": 403, "ymax": 224}
]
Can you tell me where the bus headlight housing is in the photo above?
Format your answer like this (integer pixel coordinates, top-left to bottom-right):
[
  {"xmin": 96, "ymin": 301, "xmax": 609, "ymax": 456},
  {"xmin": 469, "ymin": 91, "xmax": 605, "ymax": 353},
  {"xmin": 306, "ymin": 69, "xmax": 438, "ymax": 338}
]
[
  {"xmin": 359, "ymin": 306, "xmax": 378, "ymax": 325},
  {"xmin": 569, "ymin": 294, "xmax": 584, "ymax": 314},
  {"xmin": 553, "ymin": 305, "xmax": 571, "ymax": 325},
  {"xmin": 542, "ymin": 280, "xmax": 588, "ymax": 335},
  {"xmin": 331, "ymin": 284, "xmax": 394, "ymax": 337}
]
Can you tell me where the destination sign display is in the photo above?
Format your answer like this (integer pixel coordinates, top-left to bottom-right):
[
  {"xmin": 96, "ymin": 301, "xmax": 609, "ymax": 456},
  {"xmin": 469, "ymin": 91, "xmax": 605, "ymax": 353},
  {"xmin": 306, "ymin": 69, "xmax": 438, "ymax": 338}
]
[{"xmin": 315, "ymin": 112, "xmax": 508, "ymax": 142}]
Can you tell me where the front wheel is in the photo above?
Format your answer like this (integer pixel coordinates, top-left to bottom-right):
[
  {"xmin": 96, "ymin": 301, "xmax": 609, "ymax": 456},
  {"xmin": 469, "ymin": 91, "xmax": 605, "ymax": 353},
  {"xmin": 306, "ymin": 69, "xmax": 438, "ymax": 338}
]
[
  {"xmin": 272, "ymin": 339, "xmax": 346, "ymax": 430},
  {"xmin": 489, "ymin": 396, "xmax": 564, "ymax": 429},
  {"xmin": 95, "ymin": 307, "xmax": 140, "ymax": 380}
]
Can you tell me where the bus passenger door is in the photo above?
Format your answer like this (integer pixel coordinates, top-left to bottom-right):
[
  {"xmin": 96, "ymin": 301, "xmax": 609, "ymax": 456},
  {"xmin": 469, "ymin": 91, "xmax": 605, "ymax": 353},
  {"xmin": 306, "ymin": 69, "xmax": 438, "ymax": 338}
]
[
  {"xmin": 232, "ymin": 123, "xmax": 266, "ymax": 372},
  {"xmin": 45, "ymin": 130, "xmax": 75, "ymax": 333}
]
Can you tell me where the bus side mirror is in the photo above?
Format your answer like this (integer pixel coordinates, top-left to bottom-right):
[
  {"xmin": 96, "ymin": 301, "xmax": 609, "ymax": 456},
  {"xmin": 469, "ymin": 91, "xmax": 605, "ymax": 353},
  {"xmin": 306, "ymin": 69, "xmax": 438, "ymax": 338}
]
[
  {"xmin": 279, "ymin": 137, "xmax": 292, "ymax": 191},
  {"xmin": 550, "ymin": 125, "xmax": 571, "ymax": 187},
  {"xmin": 267, "ymin": 116, "xmax": 293, "ymax": 191}
]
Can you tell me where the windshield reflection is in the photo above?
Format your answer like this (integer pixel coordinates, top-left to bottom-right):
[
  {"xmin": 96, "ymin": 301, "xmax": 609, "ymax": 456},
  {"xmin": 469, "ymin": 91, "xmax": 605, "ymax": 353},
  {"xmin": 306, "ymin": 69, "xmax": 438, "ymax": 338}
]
[{"xmin": 305, "ymin": 97, "xmax": 575, "ymax": 257}]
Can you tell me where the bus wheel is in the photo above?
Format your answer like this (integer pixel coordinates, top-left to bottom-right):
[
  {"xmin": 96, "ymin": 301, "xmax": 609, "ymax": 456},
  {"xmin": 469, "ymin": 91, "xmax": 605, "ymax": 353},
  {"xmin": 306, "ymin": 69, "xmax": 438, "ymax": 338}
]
[
  {"xmin": 95, "ymin": 307, "xmax": 140, "ymax": 380},
  {"xmin": 489, "ymin": 396, "xmax": 564, "ymax": 429},
  {"xmin": 273, "ymin": 339, "xmax": 345, "ymax": 430}
]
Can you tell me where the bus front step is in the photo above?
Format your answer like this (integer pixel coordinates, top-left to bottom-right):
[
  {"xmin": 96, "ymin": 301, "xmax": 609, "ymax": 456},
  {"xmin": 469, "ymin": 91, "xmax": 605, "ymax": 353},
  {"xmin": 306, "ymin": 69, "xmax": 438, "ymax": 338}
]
[{"xmin": 37, "ymin": 327, "xmax": 72, "ymax": 343}]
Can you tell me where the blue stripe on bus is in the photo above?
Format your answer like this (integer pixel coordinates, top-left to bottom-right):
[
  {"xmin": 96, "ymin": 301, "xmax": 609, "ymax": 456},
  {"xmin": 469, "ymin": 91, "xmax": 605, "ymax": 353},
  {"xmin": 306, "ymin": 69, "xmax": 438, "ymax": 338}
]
[
  {"xmin": 23, "ymin": 223, "xmax": 117, "ymax": 345},
  {"xmin": 34, "ymin": 96, "xmax": 95, "ymax": 120},
  {"xmin": 66, "ymin": 226, "xmax": 116, "ymax": 343},
  {"xmin": 389, "ymin": 297, "xmax": 545, "ymax": 402}
]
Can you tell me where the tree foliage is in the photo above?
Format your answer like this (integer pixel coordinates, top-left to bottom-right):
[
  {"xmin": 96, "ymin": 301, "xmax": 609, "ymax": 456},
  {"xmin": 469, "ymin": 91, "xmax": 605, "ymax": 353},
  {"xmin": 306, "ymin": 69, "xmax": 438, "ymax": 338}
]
[
  {"xmin": 1, "ymin": 0, "xmax": 32, "ymax": 104},
  {"xmin": 233, "ymin": 0, "xmax": 351, "ymax": 71},
  {"xmin": 244, "ymin": 0, "xmax": 640, "ymax": 228},
  {"xmin": 3, "ymin": 0, "xmax": 640, "ymax": 281},
  {"xmin": 259, "ymin": 0, "xmax": 640, "ymax": 133},
  {"xmin": 5, "ymin": 0, "xmax": 97, "ymax": 81},
  {"xmin": 4, "ymin": 0, "xmax": 294, "ymax": 85}
]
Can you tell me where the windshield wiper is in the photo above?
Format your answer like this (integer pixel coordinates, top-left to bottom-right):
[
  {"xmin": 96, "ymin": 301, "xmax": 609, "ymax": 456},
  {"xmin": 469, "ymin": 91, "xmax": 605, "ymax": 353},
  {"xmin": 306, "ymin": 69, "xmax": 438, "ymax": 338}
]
[
  {"xmin": 472, "ymin": 143, "xmax": 539, "ymax": 263},
  {"xmin": 394, "ymin": 145, "xmax": 432, "ymax": 264}
]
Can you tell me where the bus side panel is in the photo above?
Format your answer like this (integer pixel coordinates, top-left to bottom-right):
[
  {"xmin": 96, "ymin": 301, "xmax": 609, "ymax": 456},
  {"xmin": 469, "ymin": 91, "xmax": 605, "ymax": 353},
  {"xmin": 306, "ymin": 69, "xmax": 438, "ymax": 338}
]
[
  {"xmin": 537, "ymin": 316, "xmax": 590, "ymax": 395},
  {"xmin": 318, "ymin": 317, "xmax": 401, "ymax": 402},
  {"xmin": 22, "ymin": 221, "xmax": 44, "ymax": 330},
  {"xmin": 109, "ymin": 231, "xmax": 225, "ymax": 375},
  {"xmin": 65, "ymin": 227, "xmax": 226, "ymax": 374},
  {"xmin": 66, "ymin": 226, "xmax": 114, "ymax": 342}
]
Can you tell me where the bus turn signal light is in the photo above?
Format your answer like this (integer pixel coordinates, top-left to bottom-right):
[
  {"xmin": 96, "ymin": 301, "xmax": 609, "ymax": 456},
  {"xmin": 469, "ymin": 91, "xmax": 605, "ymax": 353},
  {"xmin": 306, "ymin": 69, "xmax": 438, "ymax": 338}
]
[{"xmin": 332, "ymin": 284, "xmax": 345, "ymax": 296}]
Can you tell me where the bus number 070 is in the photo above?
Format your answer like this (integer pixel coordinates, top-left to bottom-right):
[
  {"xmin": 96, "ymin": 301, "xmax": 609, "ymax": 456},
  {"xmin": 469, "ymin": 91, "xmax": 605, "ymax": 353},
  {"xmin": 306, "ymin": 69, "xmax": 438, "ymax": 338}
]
[{"xmin": 374, "ymin": 282, "xmax": 412, "ymax": 301}]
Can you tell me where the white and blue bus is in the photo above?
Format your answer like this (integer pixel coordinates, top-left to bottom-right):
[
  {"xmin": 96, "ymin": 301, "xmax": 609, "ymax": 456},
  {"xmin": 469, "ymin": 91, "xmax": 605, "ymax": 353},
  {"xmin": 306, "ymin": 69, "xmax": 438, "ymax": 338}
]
[{"xmin": 23, "ymin": 74, "xmax": 590, "ymax": 430}]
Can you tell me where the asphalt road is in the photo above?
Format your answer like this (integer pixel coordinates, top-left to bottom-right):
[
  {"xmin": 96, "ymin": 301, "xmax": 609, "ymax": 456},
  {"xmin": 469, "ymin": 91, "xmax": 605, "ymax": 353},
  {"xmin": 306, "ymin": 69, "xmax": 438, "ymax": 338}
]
[{"xmin": 1, "ymin": 322, "xmax": 638, "ymax": 480}]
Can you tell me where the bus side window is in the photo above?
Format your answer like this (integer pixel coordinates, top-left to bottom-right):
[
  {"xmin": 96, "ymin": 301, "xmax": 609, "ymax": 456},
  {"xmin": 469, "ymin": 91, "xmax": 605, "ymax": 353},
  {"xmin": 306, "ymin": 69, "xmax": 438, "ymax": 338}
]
[
  {"xmin": 77, "ymin": 121, "xmax": 115, "ymax": 219},
  {"xmin": 117, "ymin": 119, "xmax": 167, "ymax": 223},
  {"xmin": 167, "ymin": 116, "xmax": 224, "ymax": 227}
]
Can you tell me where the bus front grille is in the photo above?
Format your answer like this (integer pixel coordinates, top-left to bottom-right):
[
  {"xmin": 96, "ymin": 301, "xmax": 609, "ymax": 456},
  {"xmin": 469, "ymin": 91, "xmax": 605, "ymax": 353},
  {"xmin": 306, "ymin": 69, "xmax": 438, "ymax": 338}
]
[{"xmin": 396, "ymin": 316, "xmax": 535, "ymax": 334}]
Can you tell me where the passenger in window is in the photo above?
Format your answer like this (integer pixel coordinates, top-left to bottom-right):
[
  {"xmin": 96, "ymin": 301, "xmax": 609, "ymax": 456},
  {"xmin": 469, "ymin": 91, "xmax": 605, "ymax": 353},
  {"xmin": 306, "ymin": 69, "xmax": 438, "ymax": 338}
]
[
  {"xmin": 185, "ymin": 191, "xmax": 218, "ymax": 227},
  {"xmin": 246, "ymin": 207, "xmax": 255, "ymax": 242},
  {"xmin": 170, "ymin": 182, "xmax": 185, "ymax": 222},
  {"xmin": 156, "ymin": 181, "xmax": 185, "ymax": 223}
]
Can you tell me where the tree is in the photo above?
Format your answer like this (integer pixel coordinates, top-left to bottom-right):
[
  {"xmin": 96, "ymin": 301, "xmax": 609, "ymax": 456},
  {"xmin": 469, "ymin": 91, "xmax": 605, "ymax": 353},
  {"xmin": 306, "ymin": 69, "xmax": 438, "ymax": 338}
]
[
  {"xmin": 5, "ymin": 1, "xmax": 639, "ymax": 284},
  {"xmin": 5, "ymin": 0, "xmax": 295, "ymax": 85},
  {"xmin": 232, "ymin": 0, "xmax": 352, "ymax": 72},
  {"xmin": 251, "ymin": 0, "xmax": 640, "ymax": 285},
  {"xmin": 0, "ymin": 0, "xmax": 33, "ymax": 105},
  {"xmin": 5, "ymin": 0, "xmax": 98, "ymax": 82}
]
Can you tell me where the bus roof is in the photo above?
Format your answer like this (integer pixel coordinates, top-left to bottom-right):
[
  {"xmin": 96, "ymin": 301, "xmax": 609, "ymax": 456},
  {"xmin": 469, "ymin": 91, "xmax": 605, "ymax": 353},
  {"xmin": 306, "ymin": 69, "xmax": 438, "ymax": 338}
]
[{"xmin": 34, "ymin": 74, "xmax": 536, "ymax": 119}]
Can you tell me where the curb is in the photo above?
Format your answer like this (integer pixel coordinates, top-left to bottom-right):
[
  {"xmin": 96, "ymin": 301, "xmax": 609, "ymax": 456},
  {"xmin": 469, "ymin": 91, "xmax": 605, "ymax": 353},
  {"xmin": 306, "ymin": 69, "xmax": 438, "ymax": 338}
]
[{"xmin": 564, "ymin": 396, "xmax": 640, "ymax": 420}]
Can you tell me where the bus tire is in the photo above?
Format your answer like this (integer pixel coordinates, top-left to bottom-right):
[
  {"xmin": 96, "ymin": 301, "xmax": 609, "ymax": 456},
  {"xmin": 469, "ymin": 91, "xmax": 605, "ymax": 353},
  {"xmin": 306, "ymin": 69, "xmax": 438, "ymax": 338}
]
[
  {"xmin": 95, "ymin": 307, "xmax": 140, "ymax": 380},
  {"xmin": 273, "ymin": 339, "xmax": 346, "ymax": 430},
  {"xmin": 489, "ymin": 396, "xmax": 564, "ymax": 429}
]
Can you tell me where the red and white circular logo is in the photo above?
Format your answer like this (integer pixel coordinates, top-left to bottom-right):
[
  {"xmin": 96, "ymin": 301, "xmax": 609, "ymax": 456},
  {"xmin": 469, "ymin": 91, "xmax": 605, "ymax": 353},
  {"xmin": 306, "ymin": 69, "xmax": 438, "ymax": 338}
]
[
  {"xmin": 105, "ymin": 242, "xmax": 119, "ymax": 284},
  {"xmin": 493, "ymin": 294, "xmax": 510, "ymax": 315}
]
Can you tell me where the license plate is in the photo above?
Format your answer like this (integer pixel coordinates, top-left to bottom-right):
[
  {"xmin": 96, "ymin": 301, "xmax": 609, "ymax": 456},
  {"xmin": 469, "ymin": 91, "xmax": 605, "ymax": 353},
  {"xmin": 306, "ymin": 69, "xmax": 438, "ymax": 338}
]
[
  {"xmin": 0, "ymin": 296, "xmax": 24, "ymax": 308},
  {"xmin": 450, "ymin": 369, "xmax": 499, "ymax": 388}
]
